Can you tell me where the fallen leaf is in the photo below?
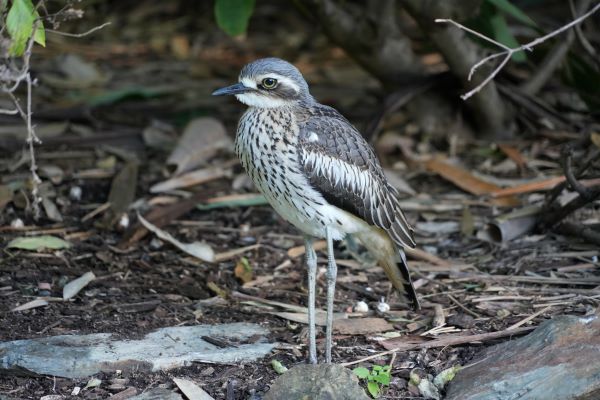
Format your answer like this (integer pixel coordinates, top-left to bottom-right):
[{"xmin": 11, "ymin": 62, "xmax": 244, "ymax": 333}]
[
  {"xmin": 167, "ymin": 117, "xmax": 233, "ymax": 175},
  {"xmin": 173, "ymin": 377, "xmax": 214, "ymax": 400},
  {"xmin": 490, "ymin": 176, "xmax": 565, "ymax": 197},
  {"xmin": 207, "ymin": 282, "xmax": 228, "ymax": 298},
  {"xmin": 63, "ymin": 272, "xmax": 96, "ymax": 300},
  {"xmin": 418, "ymin": 377, "xmax": 441, "ymax": 400},
  {"xmin": 334, "ymin": 318, "xmax": 394, "ymax": 335},
  {"xmin": 433, "ymin": 366, "xmax": 461, "ymax": 389},
  {"xmin": 11, "ymin": 299, "xmax": 49, "ymax": 312},
  {"xmin": 84, "ymin": 377, "xmax": 102, "ymax": 390},
  {"xmin": 197, "ymin": 193, "xmax": 267, "ymax": 211},
  {"xmin": 103, "ymin": 161, "xmax": 138, "ymax": 227},
  {"xmin": 234, "ymin": 257, "xmax": 254, "ymax": 283},
  {"xmin": 6, "ymin": 235, "xmax": 71, "ymax": 251},
  {"xmin": 425, "ymin": 158, "xmax": 519, "ymax": 206},
  {"xmin": 498, "ymin": 143, "xmax": 527, "ymax": 170},
  {"xmin": 150, "ymin": 167, "xmax": 229, "ymax": 193},
  {"xmin": 271, "ymin": 360, "xmax": 288, "ymax": 375},
  {"xmin": 137, "ymin": 213, "xmax": 215, "ymax": 262}
]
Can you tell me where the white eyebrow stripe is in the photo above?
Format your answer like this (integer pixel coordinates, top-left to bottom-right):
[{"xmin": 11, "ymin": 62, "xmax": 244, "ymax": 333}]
[
  {"xmin": 256, "ymin": 74, "xmax": 301, "ymax": 93},
  {"xmin": 240, "ymin": 77, "xmax": 257, "ymax": 89}
]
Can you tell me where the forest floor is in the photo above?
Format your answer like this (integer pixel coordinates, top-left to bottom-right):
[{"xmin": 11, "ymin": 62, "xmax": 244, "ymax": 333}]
[{"xmin": 1, "ymin": 4, "xmax": 599, "ymax": 399}]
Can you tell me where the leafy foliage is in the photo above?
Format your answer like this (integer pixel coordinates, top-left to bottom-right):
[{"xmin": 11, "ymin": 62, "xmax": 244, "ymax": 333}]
[
  {"xmin": 486, "ymin": 0, "xmax": 536, "ymax": 27},
  {"xmin": 6, "ymin": 0, "xmax": 45, "ymax": 56},
  {"xmin": 469, "ymin": 0, "xmax": 537, "ymax": 62},
  {"xmin": 214, "ymin": 0, "xmax": 256, "ymax": 37},
  {"xmin": 353, "ymin": 365, "xmax": 391, "ymax": 398}
]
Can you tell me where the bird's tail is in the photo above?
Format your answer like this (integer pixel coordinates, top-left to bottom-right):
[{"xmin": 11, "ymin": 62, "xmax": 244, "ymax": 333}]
[{"xmin": 355, "ymin": 228, "xmax": 420, "ymax": 310}]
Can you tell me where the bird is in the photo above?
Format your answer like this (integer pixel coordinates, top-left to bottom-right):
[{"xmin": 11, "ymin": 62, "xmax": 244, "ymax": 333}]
[{"xmin": 213, "ymin": 58, "xmax": 419, "ymax": 364}]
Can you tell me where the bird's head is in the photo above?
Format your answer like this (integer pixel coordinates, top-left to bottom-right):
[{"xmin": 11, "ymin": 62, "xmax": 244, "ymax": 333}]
[{"xmin": 212, "ymin": 58, "xmax": 312, "ymax": 108}]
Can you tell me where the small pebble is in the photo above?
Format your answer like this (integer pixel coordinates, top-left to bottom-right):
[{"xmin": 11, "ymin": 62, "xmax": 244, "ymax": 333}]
[
  {"xmin": 377, "ymin": 298, "xmax": 390, "ymax": 313},
  {"xmin": 149, "ymin": 238, "xmax": 163, "ymax": 250},
  {"xmin": 117, "ymin": 213, "xmax": 129, "ymax": 230},
  {"xmin": 353, "ymin": 300, "xmax": 369, "ymax": 313},
  {"xmin": 69, "ymin": 186, "xmax": 82, "ymax": 201},
  {"xmin": 38, "ymin": 282, "xmax": 52, "ymax": 297},
  {"xmin": 10, "ymin": 218, "xmax": 24, "ymax": 228}
]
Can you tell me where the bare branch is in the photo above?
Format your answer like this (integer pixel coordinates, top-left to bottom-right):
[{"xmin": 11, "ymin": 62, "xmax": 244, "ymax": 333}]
[
  {"xmin": 45, "ymin": 21, "xmax": 111, "ymax": 38},
  {"xmin": 436, "ymin": 1, "xmax": 600, "ymax": 100}
]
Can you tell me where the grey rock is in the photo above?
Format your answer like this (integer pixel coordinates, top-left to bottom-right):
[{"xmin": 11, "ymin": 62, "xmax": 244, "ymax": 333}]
[
  {"xmin": 0, "ymin": 323, "xmax": 274, "ymax": 379},
  {"xmin": 446, "ymin": 314, "xmax": 600, "ymax": 400},
  {"xmin": 265, "ymin": 364, "xmax": 369, "ymax": 400},
  {"xmin": 129, "ymin": 388, "xmax": 183, "ymax": 400}
]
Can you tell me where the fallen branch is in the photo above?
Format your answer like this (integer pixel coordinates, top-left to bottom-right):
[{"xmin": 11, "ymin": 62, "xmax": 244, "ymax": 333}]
[{"xmin": 341, "ymin": 326, "xmax": 534, "ymax": 366}]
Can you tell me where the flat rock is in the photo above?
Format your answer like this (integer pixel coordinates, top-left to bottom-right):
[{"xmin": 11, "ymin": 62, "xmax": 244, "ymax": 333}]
[
  {"xmin": 129, "ymin": 388, "xmax": 183, "ymax": 400},
  {"xmin": 265, "ymin": 364, "xmax": 369, "ymax": 400},
  {"xmin": 0, "ymin": 323, "xmax": 274, "ymax": 379},
  {"xmin": 446, "ymin": 314, "xmax": 600, "ymax": 400}
]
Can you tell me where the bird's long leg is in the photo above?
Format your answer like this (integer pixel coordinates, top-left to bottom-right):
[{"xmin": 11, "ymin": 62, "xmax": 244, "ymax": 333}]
[
  {"xmin": 325, "ymin": 226, "xmax": 338, "ymax": 364},
  {"xmin": 304, "ymin": 236, "xmax": 318, "ymax": 365}
]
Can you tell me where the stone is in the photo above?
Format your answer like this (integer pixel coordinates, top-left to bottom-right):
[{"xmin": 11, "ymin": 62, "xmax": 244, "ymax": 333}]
[
  {"xmin": 129, "ymin": 388, "xmax": 183, "ymax": 400},
  {"xmin": 0, "ymin": 323, "xmax": 274, "ymax": 379},
  {"xmin": 264, "ymin": 364, "xmax": 369, "ymax": 400},
  {"xmin": 445, "ymin": 314, "xmax": 600, "ymax": 400}
]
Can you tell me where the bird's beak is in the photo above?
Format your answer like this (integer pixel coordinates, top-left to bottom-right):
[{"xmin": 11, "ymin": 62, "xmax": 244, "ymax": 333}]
[{"xmin": 212, "ymin": 82, "xmax": 249, "ymax": 96}]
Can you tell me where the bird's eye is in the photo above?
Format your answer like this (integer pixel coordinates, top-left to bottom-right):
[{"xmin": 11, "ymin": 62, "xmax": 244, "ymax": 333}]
[{"xmin": 261, "ymin": 78, "xmax": 277, "ymax": 89}]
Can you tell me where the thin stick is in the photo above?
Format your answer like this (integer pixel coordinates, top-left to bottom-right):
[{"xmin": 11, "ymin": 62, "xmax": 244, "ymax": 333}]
[
  {"xmin": 340, "ymin": 326, "xmax": 534, "ymax": 366},
  {"xmin": 435, "ymin": 2, "xmax": 600, "ymax": 100},
  {"xmin": 506, "ymin": 306, "xmax": 552, "ymax": 330},
  {"xmin": 45, "ymin": 22, "xmax": 111, "ymax": 38},
  {"xmin": 447, "ymin": 294, "xmax": 482, "ymax": 318}
]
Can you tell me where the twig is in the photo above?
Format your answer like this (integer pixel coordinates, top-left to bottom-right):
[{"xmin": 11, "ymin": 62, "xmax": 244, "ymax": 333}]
[
  {"xmin": 447, "ymin": 294, "xmax": 482, "ymax": 318},
  {"xmin": 436, "ymin": 2, "xmax": 600, "ymax": 100},
  {"xmin": 45, "ymin": 21, "xmax": 111, "ymax": 38},
  {"xmin": 340, "ymin": 326, "xmax": 534, "ymax": 366},
  {"xmin": 506, "ymin": 306, "xmax": 552, "ymax": 330}
]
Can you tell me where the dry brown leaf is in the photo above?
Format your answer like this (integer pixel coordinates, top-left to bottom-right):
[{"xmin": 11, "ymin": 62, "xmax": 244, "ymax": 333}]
[
  {"xmin": 150, "ymin": 167, "xmax": 229, "ymax": 193},
  {"xmin": 234, "ymin": 257, "xmax": 254, "ymax": 283},
  {"xmin": 425, "ymin": 158, "xmax": 519, "ymax": 206},
  {"xmin": 498, "ymin": 144, "xmax": 527, "ymax": 169},
  {"xmin": 167, "ymin": 118, "xmax": 233, "ymax": 175},
  {"xmin": 490, "ymin": 176, "xmax": 565, "ymax": 197}
]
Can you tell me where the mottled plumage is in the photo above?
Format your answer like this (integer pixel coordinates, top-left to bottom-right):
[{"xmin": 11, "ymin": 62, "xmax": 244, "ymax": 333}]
[{"xmin": 213, "ymin": 58, "xmax": 420, "ymax": 363}]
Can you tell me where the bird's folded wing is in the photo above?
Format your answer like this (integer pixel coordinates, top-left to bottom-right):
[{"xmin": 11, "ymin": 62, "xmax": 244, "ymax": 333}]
[{"xmin": 297, "ymin": 104, "xmax": 415, "ymax": 249}]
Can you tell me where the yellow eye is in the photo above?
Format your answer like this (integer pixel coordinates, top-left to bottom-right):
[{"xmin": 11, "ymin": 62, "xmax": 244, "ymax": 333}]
[{"xmin": 261, "ymin": 78, "xmax": 277, "ymax": 89}]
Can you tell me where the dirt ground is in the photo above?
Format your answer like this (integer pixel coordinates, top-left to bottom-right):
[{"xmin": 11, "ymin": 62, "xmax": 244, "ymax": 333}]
[{"xmin": 1, "ymin": 2, "xmax": 599, "ymax": 399}]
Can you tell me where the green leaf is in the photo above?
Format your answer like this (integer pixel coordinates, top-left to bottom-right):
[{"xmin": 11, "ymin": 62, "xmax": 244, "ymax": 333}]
[
  {"xmin": 271, "ymin": 360, "xmax": 288, "ymax": 374},
  {"xmin": 214, "ymin": 0, "xmax": 255, "ymax": 36},
  {"xmin": 7, "ymin": 235, "xmax": 71, "ymax": 251},
  {"xmin": 367, "ymin": 381, "xmax": 380, "ymax": 398},
  {"xmin": 196, "ymin": 193, "xmax": 268, "ymax": 210},
  {"xmin": 6, "ymin": 0, "xmax": 45, "ymax": 56},
  {"xmin": 353, "ymin": 367, "xmax": 370, "ymax": 379},
  {"xmin": 486, "ymin": 0, "xmax": 536, "ymax": 27},
  {"xmin": 373, "ymin": 372, "xmax": 390, "ymax": 386},
  {"xmin": 489, "ymin": 12, "xmax": 526, "ymax": 62}
]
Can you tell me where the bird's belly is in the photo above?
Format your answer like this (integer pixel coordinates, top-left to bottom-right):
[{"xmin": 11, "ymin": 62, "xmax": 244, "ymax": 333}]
[{"xmin": 236, "ymin": 126, "xmax": 364, "ymax": 240}]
